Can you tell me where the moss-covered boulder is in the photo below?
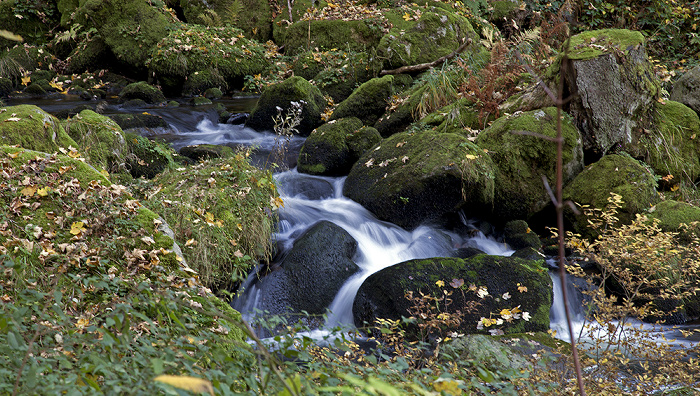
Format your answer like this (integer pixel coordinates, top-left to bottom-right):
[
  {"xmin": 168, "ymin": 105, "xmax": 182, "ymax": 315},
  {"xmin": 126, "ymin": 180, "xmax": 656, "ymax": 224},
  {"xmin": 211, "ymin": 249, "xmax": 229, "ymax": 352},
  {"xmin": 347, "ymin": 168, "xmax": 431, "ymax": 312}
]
[
  {"xmin": 170, "ymin": 0, "xmax": 273, "ymax": 41},
  {"xmin": 563, "ymin": 154, "xmax": 658, "ymax": 237},
  {"xmin": 246, "ymin": 76, "xmax": 327, "ymax": 136},
  {"xmin": 118, "ymin": 81, "xmax": 166, "ymax": 105},
  {"xmin": 475, "ymin": 107, "xmax": 584, "ymax": 222},
  {"xmin": 108, "ymin": 113, "xmax": 169, "ymax": 130},
  {"xmin": 65, "ymin": 36, "xmax": 118, "ymax": 75},
  {"xmin": 298, "ymin": 117, "xmax": 362, "ymax": 176},
  {"xmin": 73, "ymin": 0, "xmax": 175, "ymax": 74},
  {"xmin": 647, "ymin": 200, "xmax": 700, "ymax": 243},
  {"xmin": 252, "ymin": 221, "xmax": 360, "ymax": 318},
  {"xmin": 331, "ymin": 75, "xmax": 394, "ymax": 126},
  {"xmin": 504, "ymin": 220, "xmax": 542, "ymax": 250},
  {"xmin": 625, "ymin": 100, "xmax": 700, "ymax": 182},
  {"xmin": 376, "ymin": 6, "xmax": 479, "ymax": 69},
  {"xmin": 562, "ymin": 29, "xmax": 660, "ymax": 157},
  {"xmin": 353, "ymin": 254, "xmax": 552, "ymax": 339},
  {"xmin": 179, "ymin": 144, "xmax": 235, "ymax": 162},
  {"xmin": 284, "ymin": 18, "xmax": 385, "ymax": 55},
  {"xmin": 141, "ymin": 154, "xmax": 278, "ymax": 291},
  {"xmin": 0, "ymin": 104, "xmax": 77, "ymax": 153},
  {"xmin": 294, "ymin": 50, "xmax": 378, "ymax": 103},
  {"xmin": 343, "ymin": 128, "xmax": 496, "ymax": 229},
  {"xmin": 124, "ymin": 132, "xmax": 176, "ymax": 179},
  {"xmin": 347, "ymin": 126, "xmax": 382, "ymax": 159},
  {"xmin": 0, "ymin": 1, "xmax": 57, "ymax": 50},
  {"xmin": 149, "ymin": 25, "xmax": 269, "ymax": 95},
  {"xmin": 671, "ymin": 65, "xmax": 700, "ymax": 116},
  {"xmin": 63, "ymin": 110, "xmax": 127, "ymax": 172}
]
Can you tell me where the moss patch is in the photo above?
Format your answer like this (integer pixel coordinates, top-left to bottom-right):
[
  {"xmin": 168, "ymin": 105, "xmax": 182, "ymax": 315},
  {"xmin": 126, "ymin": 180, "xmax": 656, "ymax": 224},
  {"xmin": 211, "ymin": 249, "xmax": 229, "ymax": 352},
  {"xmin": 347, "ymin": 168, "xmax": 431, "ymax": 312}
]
[
  {"xmin": 331, "ymin": 75, "xmax": 394, "ymax": 126},
  {"xmin": 0, "ymin": 104, "xmax": 77, "ymax": 153},
  {"xmin": 565, "ymin": 29, "xmax": 645, "ymax": 60},
  {"xmin": 63, "ymin": 110, "xmax": 128, "ymax": 173}
]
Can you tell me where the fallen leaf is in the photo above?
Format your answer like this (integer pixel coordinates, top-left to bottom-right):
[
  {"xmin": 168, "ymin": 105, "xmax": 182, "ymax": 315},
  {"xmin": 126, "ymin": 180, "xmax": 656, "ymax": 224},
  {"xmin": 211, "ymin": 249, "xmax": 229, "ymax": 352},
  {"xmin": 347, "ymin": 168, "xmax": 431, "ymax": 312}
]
[
  {"xmin": 20, "ymin": 185, "xmax": 37, "ymax": 196},
  {"xmin": 5, "ymin": 117, "xmax": 21, "ymax": 122},
  {"xmin": 70, "ymin": 221, "xmax": 86, "ymax": 236}
]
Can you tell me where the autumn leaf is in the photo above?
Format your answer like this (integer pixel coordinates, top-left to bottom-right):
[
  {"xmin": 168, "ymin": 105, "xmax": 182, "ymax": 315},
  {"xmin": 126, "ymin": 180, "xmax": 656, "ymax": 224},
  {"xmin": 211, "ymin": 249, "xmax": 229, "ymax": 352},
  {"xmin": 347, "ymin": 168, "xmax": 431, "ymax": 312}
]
[
  {"xmin": 20, "ymin": 185, "xmax": 37, "ymax": 196},
  {"xmin": 465, "ymin": 154, "xmax": 478, "ymax": 160},
  {"xmin": 5, "ymin": 117, "xmax": 21, "ymax": 122},
  {"xmin": 435, "ymin": 280, "xmax": 445, "ymax": 287},
  {"xmin": 7, "ymin": 152, "xmax": 20, "ymax": 158},
  {"xmin": 37, "ymin": 186, "xmax": 50, "ymax": 197},
  {"xmin": 402, "ymin": 12, "xmax": 411, "ymax": 21},
  {"xmin": 449, "ymin": 278, "xmax": 464, "ymax": 288},
  {"xmin": 70, "ymin": 221, "xmax": 86, "ymax": 236},
  {"xmin": 154, "ymin": 375, "xmax": 214, "ymax": 396}
]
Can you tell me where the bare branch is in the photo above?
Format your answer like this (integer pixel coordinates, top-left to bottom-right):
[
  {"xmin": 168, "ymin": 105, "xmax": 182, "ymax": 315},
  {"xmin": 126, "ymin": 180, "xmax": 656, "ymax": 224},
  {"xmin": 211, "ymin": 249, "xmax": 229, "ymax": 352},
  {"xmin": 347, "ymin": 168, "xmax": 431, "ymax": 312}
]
[{"xmin": 380, "ymin": 38, "xmax": 473, "ymax": 76}]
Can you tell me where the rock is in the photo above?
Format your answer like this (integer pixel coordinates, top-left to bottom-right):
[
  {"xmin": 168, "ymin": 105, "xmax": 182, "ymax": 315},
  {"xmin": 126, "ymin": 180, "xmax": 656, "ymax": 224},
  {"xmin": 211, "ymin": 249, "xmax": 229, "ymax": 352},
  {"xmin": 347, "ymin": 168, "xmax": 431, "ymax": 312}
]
[
  {"xmin": 204, "ymin": 87, "xmax": 223, "ymax": 100},
  {"xmin": 353, "ymin": 254, "xmax": 552, "ymax": 339},
  {"xmin": 256, "ymin": 221, "xmax": 360, "ymax": 316},
  {"xmin": 149, "ymin": 25, "xmax": 269, "ymax": 95},
  {"xmin": 504, "ymin": 220, "xmax": 542, "ymax": 250},
  {"xmin": 124, "ymin": 132, "xmax": 176, "ymax": 179},
  {"xmin": 246, "ymin": 76, "xmax": 327, "ymax": 136},
  {"xmin": 284, "ymin": 19, "xmax": 384, "ymax": 55},
  {"xmin": 73, "ymin": 0, "xmax": 174, "ymax": 74},
  {"xmin": 179, "ymin": 144, "xmax": 235, "ymax": 162},
  {"xmin": 118, "ymin": 82, "xmax": 166, "ymax": 105},
  {"xmin": 190, "ymin": 97, "xmax": 213, "ymax": 106},
  {"xmin": 65, "ymin": 37, "xmax": 118, "ymax": 75},
  {"xmin": 298, "ymin": 118, "xmax": 363, "ymax": 176},
  {"xmin": 647, "ymin": 200, "xmax": 700, "ymax": 244},
  {"xmin": 109, "ymin": 113, "xmax": 169, "ymax": 130},
  {"xmin": 308, "ymin": 52, "xmax": 378, "ymax": 102},
  {"xmin": 344, "ymin": 128, "xmax": 496, "ymax": 230},
  {"xmin": 627, "ymin": 100, "xmax": 700, "ymax": 182},
  {"xmin": 182, "ymin": 70, "xmax": 228, "ymax": 97},
  {"xmin": 670, "ymin": 65, "xmax": 700, "ymax": 116},
  {"xmin": 0, "ymin": 105, "xmax": 77, "ymax": 153},
  {"xmin": 347, "ymin": 126, "xmax": 382, "ymax": 159},
  {"xmin": 331, "ymin": 75, "xmax": 394, "ymax": 126},
  {"xmin": 63, "ymin": 110, "xmax": 128, "ymax": 173},
  {"xmin": 418, "ymin": 98, "xmax": 488, "ymax": 134},
  {"xmin": 171, "ymin": 0, "xmax": 273, "ymax": 41},
  {"xmin": 562, "ymin": 29, "xmax": 660, "ymax": 157},
  {"xmin": 376, "ymin": 6, "xmax": 479, "ymax": 69},
  {"xmin": 563, "ymin": 154, "xmax": 658, "ymax": 238},
  {"xmin": 476, "ymin": 107, "xmax": 584, "ymax": 222}
]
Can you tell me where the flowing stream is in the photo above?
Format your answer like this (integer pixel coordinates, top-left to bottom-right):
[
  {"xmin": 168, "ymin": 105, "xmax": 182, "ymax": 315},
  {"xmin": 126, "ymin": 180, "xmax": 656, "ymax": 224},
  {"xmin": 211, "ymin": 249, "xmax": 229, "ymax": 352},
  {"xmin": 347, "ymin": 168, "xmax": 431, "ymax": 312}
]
[{"xmin": 7, "ymin": 96, "xmax": 698, "ymax": 346}]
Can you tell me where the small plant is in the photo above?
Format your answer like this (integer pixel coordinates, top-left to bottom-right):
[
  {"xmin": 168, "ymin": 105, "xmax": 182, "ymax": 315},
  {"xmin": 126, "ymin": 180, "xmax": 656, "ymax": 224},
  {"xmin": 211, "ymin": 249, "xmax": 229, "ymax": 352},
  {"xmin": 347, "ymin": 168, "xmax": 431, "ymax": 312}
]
[{"xmin": 268, "ymin": 100, "xmax": 304, "ymax": 171}]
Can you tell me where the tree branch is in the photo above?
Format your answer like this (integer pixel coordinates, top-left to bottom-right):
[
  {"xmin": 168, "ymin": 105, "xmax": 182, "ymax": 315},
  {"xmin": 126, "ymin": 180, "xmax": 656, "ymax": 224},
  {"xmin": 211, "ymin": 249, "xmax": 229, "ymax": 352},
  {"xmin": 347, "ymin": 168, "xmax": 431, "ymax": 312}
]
[{"xmin": 379, "ymin": 38, "xmax": 473, "ymax": 76}]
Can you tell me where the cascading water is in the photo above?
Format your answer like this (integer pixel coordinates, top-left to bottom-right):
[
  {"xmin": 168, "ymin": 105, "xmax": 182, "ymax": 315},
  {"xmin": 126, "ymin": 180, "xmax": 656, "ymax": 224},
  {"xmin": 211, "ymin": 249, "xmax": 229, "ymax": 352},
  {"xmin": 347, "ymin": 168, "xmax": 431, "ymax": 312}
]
[{"xmin": 233, "ymin": 169, "xmax": 515, "ymax": 330}]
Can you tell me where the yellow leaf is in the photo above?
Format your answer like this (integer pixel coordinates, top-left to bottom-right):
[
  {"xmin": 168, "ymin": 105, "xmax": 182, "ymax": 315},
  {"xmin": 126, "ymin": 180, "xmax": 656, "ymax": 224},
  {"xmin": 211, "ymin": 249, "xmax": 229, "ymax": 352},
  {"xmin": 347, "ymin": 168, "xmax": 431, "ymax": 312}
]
[
  {"xmin": 403, "ymin": 12, "xmax": 411, "ymax": 21},
  {"xmin": 0, "ymin": 29, "xmax": 23, "ymax": 42},
  {"xmin": 153, "ymin": 375, "xmax": 214, "ymax": 396},
  {"xmin": 21, "ymin": 75, "xmax": 30, "ymax": 86},
  {"xmin": 70, "ymin": 221, "xmax": 86, "ymax": 235},
  {"xmin": 20, "ymin": 185, "xmax": 37, "ymax": 196},
  {"xmin": 435, "ymin": 280, "xmax": 445, "ymax": 287},
  {"xmin": 433, "ymin": 378, "xmax": 463, "ymax": 395},
  {"xmin": 7, "ymin": 152, "xmax": 20, "ymax": 159},
  {"xmin": 37, "ymin": 186, "xmax": 50, "ymax": 197},
  {"xmin": 465, "ymin": 154, "xmax": 477, "ymax": 160}
]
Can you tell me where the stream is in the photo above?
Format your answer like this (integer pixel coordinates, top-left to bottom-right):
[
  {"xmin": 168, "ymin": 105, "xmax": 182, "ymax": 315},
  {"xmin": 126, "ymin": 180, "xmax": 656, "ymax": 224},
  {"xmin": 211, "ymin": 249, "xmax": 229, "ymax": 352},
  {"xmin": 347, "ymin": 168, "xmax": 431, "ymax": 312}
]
[{"xmin": 7, "ymin": 95, "xmax": 699, "ymax": 348}]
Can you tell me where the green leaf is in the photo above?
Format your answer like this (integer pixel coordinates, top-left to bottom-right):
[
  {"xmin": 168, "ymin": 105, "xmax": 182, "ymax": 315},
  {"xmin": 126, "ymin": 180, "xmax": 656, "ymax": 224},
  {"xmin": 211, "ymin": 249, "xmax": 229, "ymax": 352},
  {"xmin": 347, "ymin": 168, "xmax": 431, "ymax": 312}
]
[
  {"xmin": 7, "ymin": 331, "xmax": 21, "ymax": 349},
  {"xmin": 151, "ymin": 358, "xmax": 164, "ymax": 375}
]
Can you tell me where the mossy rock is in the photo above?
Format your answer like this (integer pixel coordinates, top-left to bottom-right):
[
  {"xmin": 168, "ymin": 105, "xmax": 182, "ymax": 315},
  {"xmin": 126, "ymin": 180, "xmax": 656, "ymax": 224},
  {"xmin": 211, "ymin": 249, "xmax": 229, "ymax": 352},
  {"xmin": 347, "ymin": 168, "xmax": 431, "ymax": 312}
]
[
  {"xmin": 118, "ymin": 81, "xmax": 166, "ymax": 104},
  {"xmin": 376, "ymin": 6, "xmax": 479, "ymax": 69},
  {"xmin": 626, "ymin": 100, "xmax": 700, "ymax": 183},
  {"xmin": 190, "ymin": 96, "xmax": 213, "ymax": 106},
  {"xmin": 347, "ymin": 126, "xmax": 382, "ymax": 159},
  {"xmin": 171, "ymin": 0, "xmax": 273, "ymax": 42},
  {"xmin": 63, "ymin": 110, "xmax": 128, "ymax": 172},
  {"xmin": 562, "ymin": 29, "xmax": 660, "ymax": 157},
  {"xmin": 1, "ymin": 45, "xmax": 55, "ymax": 77},
  {"xmin": 298, "ymin": 117, "xmax": 363, "ymax": 176},
  {"xmin": 204, "ymin": 87, "xmax": 223, "ymax": 99},
  {"xmin": 331, "ymin": 75, "xmax": 394, "ymax": 126},
  {"xmin": 179, "ymin": 144, "xmax": 235, "ymax": 161},
  {"xmin": 272, "ymin": 0, "xmax": 328, "ymax": 44},
  {"xmin": 149, "ymin": 25, "xmax": 269, "ymax": 95},
  {"xmin": 0, "ymin": 76, "xmax": 14, "ymax": 97},
  {"xmin": 109, "ymin": 113, "xmax": 169, "ymax": 130},
  {"xmin": 246, "ymin": 76, "xmax": 327, "ymax": 136},
  {"xmin": 647, "ymin": 200, "xmax": 700, "ymax": 244},
  {"xmin": 307, "ymin": 51, "xmax": 378, "ymax": 103},
  {"xmin": 670, "ymin": 65, "xmax": 700, "ymax": 116},
  {"xmin": 73, "ymin": 0, "xmax": 175, "ymax": 73},
  {"xmin": 563, "ymin": 154, "xmax": 658, "ymax": 238},
  {"xmin": 124, "ymin": 132, "xmax": 176, "ymax": 179},
  {"xmin": 475, "ymin": 107, "xmax": 584, "ymax": 222},
  {"xmin": 284, "ymin": 18, "xmax": 385, "ymax": 55},
  {"xmin": 374, "ymin": 84, "xmax": 425, "ymax": 137},
  {"xmin": 353, "ymin": 254, "xmax": 552, "ymax": 340},
  {"xmin": 0, "ymin": 104, "xmax": 77, "ymax": 153},
  {"xmin": 182, "ymin": 70, "xmax": 228, "ymax": 97},
  {"xmin": 344, "ymin": 128, "xmax": 496, "ymax": 229},
  {"xmin": 65, "ymin": 37, "xmax": 118, "ymax": 75}
]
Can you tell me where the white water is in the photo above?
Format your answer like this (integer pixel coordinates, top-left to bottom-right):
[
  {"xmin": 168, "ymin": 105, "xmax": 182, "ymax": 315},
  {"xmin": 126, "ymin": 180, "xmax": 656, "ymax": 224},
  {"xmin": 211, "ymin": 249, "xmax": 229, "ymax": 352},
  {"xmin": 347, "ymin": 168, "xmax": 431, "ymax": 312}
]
[{"xmin": 234, "ymin": 169, "xmax": 515, "ymax": 329}]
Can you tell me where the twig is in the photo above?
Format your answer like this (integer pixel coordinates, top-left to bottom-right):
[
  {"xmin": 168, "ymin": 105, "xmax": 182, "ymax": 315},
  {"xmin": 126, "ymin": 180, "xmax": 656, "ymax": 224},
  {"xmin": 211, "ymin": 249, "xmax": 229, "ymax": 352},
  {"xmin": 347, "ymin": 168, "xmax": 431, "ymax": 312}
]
[{"xmin": 379, "ymin": 38, "xmax": 473, "ymax": 76}]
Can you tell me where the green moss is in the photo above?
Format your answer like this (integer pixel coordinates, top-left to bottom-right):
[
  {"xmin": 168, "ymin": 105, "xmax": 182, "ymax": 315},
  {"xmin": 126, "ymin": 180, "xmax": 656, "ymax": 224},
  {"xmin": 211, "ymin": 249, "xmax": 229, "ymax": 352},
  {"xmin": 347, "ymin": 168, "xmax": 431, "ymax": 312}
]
[
  {"xmin": 489, "ymin": 0, "xmax": 519, "ymax": 21},
  {"xmin": 475, "ymin": 107, "xmax": 583, "ymax": 221},
  {"xmin": 418, "ymin": 97, "xmax": 486, "ymax": 134},
  {"xmin": 0, "ymin": 104, "xmax": 78, "ymax": 153},
  {"xmin": 566, "ymin": 29, "xmax": 645, "ymax": 60},
  {"xmin": 331, "ymin": 75, "xmax": 394, "ymax": 125},
  {"xmin": 118, "ymin": 81, "xmax": 166, "ymax": 104},
  {"xmin": 125, "ymin": 133, "xmax": 176, "ymax": 179},
  {"xmin": 298, "ymin": 117, "xmax": 362, "ymax": 175},
  {"xmin": 647, "ymin": 200, "xmax": 700, "ymax": 243},
  {"xmin": 63, "ymin": 110, "xmax": 127, "ymax": 172},
  {"xmin": 284, "ymin": 18, "xmax": 385, "ymax": 55}
]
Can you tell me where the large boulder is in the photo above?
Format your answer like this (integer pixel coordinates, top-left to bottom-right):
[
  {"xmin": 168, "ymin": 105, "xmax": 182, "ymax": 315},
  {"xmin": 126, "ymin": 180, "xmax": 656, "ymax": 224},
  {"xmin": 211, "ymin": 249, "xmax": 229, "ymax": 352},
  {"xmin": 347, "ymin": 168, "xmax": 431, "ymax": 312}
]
[
  {"xmin": 124, "ymin": 132, "xmax": 176, "ymax": 179},
  {"xmin": 63, "ymin": 110, "xmax": 128, "ymax": 173},
  {"xmin": 73, "ymin": 0, "xmax": 175, "ymax": 75},
  {"xmin": 563, "ymin": 154, "xmax": 658, "ymax": 237},
  {"xmin": 670, "ymin": 65, "xmax": 700, "ymax": 116},
  {"xmin": 647, "ymin": 200, "xmax": 700, "ymax": 244},
  {"xmin": 118, "ymin": 82, "xmax": 166, "ymax": 105},
  {"xmin": 475, "ymin": 107, "xmax": 584, "ymax": 222},
  {"xmin": 300, "ymin": 51, "xmax": 379, "ymax": 103},
  {"xmin": 353, "ymin": 254, "xmax": 553, "ymax": 339},
  {"xmin": 562, "ymin": 29, "xmax": 661, "ymax": 157},
  {"xmin": 0, "ymin": 105, "xmax": 77, "ymax": 153},
  {"xmin": 626, "ymin": 100, "xmax": 700, "ymax": 182},
  {"xmin": 298, "ymin": 117, "xmax": 370, "ymax": 176},
  {"xmin": 169, "ymin": 0, "xmax": 273, "ymax": 41},
  {"xmin": 331, "ymin": 75, "xmax": 395, "ymax": 126},
  {"xmin": 343, "ymin": 128, "xmax": 496, "ymax": 230},
  {"xmin": 149, "ymin": 25, "xmax": 270, "ymax": 95},
  {"xmin": 376, "ymin": 6, "xmax": 479, "ymax": 69},
  {"xmin": 246, "ymin": 76, "xmax": 327, "ymax": 136},
  {"xmin": 253, "ymin": 221, "xmax": 360, "ymax": 316},
  {"xmin": 284, "ymin": 19, "xmax": 385, "ymax": 55}
]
